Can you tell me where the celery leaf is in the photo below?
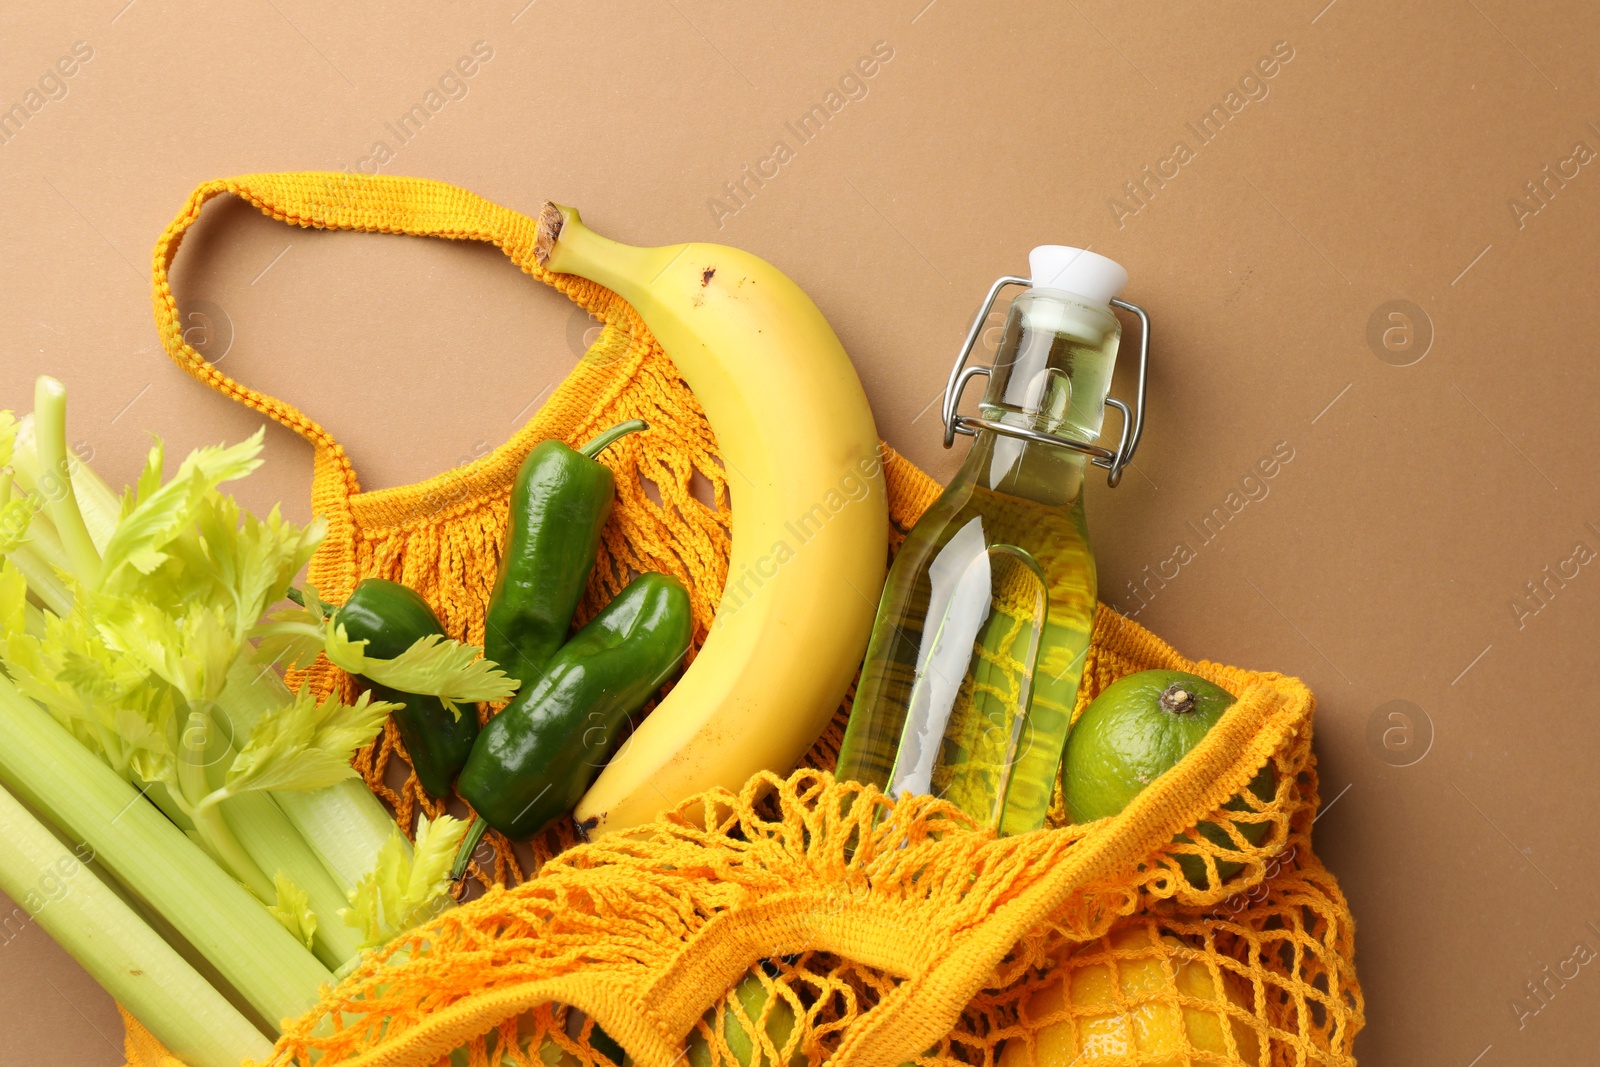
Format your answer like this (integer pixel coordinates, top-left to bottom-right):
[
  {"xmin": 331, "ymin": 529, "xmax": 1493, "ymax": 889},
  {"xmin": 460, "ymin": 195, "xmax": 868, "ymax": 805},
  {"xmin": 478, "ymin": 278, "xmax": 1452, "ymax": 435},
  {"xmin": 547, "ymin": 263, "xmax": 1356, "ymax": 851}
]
[
  {"xmin": 98, "ymin": 430, "xmax": 264, "ymax": 590},
  {"xmin": 258, "ymin": 610, "xmax": 519, "ymax": 716},
  {"xmin": 340, "ymin": 814, "xmax": 465, "ymax": 949},
  {"xmin": 96, "ymin": 598, "xmax": 237, "ymax": 705},
  {"xmin": 160, "ymin": 495, "xmax": 323, "ymax": 640},
  {"xmin": 297, "ymin": 585, "xmax": 336, "ymax": 622},
  {"xmin": 120, "ymin": 436, "xmax": 166, "ymax": 521},
  {"xmin": 266, "ymin": 871, "xmax": 317, "ymax": 950},
  {"xmin": 223, "ymin": 688, "xmax": 398, "ymax": 796},
  {"xmin": 250, "ymin": 603, "xmax": 330, "ymax": 673},
  {"xmin": 0, "ymin": 494, "xmax": 32, "ymax": 556},
  {"xmin": 333, "ymin": 631, "xmax": 519, "ymax": 714},
  {"xmin": 2, "ymin": 586, "xmax": 180, "ymax": 782}
]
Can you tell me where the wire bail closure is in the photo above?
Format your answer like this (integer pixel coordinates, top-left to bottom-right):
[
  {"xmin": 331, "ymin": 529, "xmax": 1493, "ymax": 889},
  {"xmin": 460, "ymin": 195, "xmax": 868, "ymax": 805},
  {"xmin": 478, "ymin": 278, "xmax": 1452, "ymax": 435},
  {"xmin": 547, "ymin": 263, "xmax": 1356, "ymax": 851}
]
[{"xmin": 940, "ymin": 276, "xmax": 1150, "ymax": 488}]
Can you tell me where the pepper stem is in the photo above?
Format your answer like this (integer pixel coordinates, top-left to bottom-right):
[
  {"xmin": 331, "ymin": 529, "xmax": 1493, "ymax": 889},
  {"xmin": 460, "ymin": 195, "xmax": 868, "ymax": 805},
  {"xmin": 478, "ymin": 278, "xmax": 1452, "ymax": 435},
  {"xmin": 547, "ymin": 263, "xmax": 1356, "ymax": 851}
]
[
  {"xmin": 578, "ymin": 420, "xmax": 649, "ymax": 459},
  {"xmin": 450, "ymin": 816, "xmax": 489, "ymax": 882},
  {"xmin": 1159, "ymin": 684, "xmax": 1197, "ymax": 715}
]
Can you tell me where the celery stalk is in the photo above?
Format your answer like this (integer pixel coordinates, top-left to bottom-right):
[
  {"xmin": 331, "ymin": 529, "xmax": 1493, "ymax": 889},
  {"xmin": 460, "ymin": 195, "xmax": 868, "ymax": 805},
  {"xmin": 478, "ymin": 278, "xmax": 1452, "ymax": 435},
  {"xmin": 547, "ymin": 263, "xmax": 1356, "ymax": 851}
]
[
  {"xmin": 220, "ymin": 787, "xmax": 365, "ymax": 968},
  {"xmin": 275, "ymin": 780, "xmax": 402, "ymax": 890},
  {"xmin": 14, "ymin": 507, "xmax": 74, "ymax": 574},
  {"xmin": 134, "ymin": 776, "xmax": 198, "ymax": 835},
  {"xmin": 25, "ymin": 781, "xmax": 279, "ymax": 1036},
  {"xmin": 5, "ymin": 542, "xmax": 73, "ymax": 616},
  {"xmin": 10, "ymin": 411, "xmax": 119, "ymax": 554},
  {"xmin": 29, "ymin": 378, "xmax": 100, "ymax": 584},
  {"xmin": 220, "ymin": 662, "xmax": 405, "ymax": 888},
  {"xmin": 0, "ymin": 781, "xmax": 273, "ymax": 1067},
  {"xmin": 189, "ymin": 794, "xmax": 275, "ymax": 898},
  {"xmin": 0, "ymin": 673, "xmax": 330, "ymax": 1027},
  {"xmin": 179, "ymin": 709, "xmax": 277, "ymax": 902}
]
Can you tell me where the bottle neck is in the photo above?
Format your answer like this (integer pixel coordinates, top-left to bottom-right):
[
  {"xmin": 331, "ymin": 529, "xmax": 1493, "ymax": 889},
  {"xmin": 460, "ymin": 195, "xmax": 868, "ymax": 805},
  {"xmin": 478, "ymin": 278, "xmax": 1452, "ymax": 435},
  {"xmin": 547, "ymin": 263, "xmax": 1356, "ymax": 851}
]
[
  {"xmin": 981, "ymin": 289, "xmax": 1121, "ymax": 447},
  {"xmin": 959, "ymin": 427, "xmax": 1089, "ymax": 508}
]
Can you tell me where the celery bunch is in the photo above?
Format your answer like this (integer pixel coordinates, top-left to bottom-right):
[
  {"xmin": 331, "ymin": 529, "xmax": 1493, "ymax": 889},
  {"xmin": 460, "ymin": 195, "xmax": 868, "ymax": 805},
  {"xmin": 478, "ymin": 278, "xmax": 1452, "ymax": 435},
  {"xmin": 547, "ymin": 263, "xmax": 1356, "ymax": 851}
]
[{"xmin": 0, "ymin": 378, "xmax": 516, "ymax": 1063}]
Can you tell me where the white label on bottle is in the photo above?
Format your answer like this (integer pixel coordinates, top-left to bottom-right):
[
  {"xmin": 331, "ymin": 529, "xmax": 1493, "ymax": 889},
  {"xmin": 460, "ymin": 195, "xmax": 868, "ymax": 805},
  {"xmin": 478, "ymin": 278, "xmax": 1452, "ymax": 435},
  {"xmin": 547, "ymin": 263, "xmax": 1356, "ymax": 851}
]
[{"xmin": 889, "ymin": 517, "xmax": 992, "ymax": 799}]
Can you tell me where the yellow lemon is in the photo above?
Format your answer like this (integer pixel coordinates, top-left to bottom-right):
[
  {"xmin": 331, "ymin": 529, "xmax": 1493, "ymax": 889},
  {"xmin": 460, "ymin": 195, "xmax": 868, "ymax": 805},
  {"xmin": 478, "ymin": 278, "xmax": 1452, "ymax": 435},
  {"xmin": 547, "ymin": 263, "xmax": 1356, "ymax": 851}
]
[{"xmin": 999, "ymin": 926, "xmax": 1262, "ymax": 1066}]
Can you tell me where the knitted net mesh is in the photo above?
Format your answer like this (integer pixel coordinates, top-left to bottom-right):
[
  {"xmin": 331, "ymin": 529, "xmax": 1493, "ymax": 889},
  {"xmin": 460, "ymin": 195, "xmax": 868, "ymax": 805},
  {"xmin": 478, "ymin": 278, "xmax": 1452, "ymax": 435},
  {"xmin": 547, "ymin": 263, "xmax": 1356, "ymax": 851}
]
[{"xmin": 126, "ymin": 173, "xmax": 1360, "ymax": 1067}]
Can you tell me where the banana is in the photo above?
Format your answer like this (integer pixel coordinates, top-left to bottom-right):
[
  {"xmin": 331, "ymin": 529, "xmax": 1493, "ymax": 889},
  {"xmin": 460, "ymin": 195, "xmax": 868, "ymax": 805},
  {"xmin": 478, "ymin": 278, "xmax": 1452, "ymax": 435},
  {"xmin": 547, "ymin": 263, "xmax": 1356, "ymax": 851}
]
[{"xmin": 536, "ymin": 204, "xmax": 887, "ymax": 838}]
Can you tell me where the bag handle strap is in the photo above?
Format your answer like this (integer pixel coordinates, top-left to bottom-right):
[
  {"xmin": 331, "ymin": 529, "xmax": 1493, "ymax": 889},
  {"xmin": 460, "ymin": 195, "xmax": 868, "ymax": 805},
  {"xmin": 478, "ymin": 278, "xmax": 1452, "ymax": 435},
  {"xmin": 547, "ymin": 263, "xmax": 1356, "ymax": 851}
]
[{"xmin": 152, "ymin": 172, "xmax": 579, "ymax": 497}]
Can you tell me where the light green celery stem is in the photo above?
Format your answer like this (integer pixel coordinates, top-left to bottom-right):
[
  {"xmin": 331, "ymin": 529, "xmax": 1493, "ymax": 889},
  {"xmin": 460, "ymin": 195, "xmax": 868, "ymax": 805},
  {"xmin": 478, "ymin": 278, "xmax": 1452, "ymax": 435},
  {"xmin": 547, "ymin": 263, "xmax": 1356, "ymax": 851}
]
[
  {"xmin": 29, "ymin": 378, "xmax": 100, "ymax": 584},
  {"xmin": 0, "ymin": 782, "xmax": 274, "ymax": 1067},
  {"xmin": 11, "ymin": 778, "xmax": 144, "ymax": 915},
  {"xmin": 191, "ymin": 798, "xmax": 275, "ymax": 899},
  {"xmin": 220, "ymin": 788, "xmax": 366, "ymax": 968},
  {"xmin": 5, "ymin": 416, "xmax": 114, "ymax": 614},
  {"xmin": 6, "ymin": 542, "xmax": 73, "ymax": 616},
  {"xmin": 10, "ymin": 488, "xmax": 77, "ymax": 613},
  {"xmin": 0, "ymin": 673, "xmax": 330, "ymax": 1028},
  {"xmin": 21, "ymin": 780, "xmax": 280, "ymax": 1038},
  {"xmin": 21, "ymin": 785, "xmax": 257, "ymax": 1025},
  {"xmin": 9, "ymin": 412, "xmax": 121, "ymax": 555},
  {"xmin": 135, "ymin": 776, "xmax": 198, "ymax": 835},
  {"xmin": 65, "ymin": 446, "xmax": 118, "ymax": 553},
  {"xmin": 19, "ymin": 505, "xmax": 74, "ymax": 573},
  {"xmin": 221, "ymin": 660, "xmax": 406, "ymax": 889},
  {"xmin": 274, "ymin": 780, "xmax": 404, "ymax": 889},
  {"xmin": 180, "ymin": 709, "xmax": 276, "ymax": 904}
]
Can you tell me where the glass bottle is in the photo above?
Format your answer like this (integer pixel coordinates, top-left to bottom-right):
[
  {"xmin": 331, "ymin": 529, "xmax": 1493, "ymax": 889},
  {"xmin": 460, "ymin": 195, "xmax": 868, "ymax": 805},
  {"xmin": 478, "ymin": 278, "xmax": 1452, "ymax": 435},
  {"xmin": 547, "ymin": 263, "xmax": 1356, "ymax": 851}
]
[{"xmin": 837, "ymin": 246, "xmax": 1146, "ymax": 835}]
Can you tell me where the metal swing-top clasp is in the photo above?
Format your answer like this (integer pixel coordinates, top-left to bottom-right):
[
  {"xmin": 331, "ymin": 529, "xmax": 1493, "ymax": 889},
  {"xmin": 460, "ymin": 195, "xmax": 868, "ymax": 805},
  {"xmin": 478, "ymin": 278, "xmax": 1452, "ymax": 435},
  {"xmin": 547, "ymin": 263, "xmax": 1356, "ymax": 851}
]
[{"xmin": 939, "ymin": 275, "xmax": 1151, "ymax": 488}]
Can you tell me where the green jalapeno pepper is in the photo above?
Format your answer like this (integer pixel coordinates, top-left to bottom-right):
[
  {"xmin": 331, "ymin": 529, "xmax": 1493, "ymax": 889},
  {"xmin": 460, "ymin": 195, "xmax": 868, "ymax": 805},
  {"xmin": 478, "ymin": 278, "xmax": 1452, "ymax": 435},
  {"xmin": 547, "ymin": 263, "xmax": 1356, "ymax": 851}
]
[
  {"xmin": 335, "ymin": 579, "xmax": 479, "ymax": 798},
  {"xmin": 456, "ymin": 572, "xmax": 692, "ymax": 854},
  {"xmin": 484, "ymin": 419, "xmax": 648, "ymax": 688}
]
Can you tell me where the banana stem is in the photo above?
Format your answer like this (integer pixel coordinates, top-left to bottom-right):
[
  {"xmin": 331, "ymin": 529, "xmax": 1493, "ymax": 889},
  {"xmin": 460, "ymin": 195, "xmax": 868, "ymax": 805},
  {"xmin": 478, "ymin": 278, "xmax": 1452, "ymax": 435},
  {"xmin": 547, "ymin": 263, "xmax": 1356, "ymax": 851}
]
[{"xmin": 535, "ymin": 203, "xmax": 679, "ymax": 306}]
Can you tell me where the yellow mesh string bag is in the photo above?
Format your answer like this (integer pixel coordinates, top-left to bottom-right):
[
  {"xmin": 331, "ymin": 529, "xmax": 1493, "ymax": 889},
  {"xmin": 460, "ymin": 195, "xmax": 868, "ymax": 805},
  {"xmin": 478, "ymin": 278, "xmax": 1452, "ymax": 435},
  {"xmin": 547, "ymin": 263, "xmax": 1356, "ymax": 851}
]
[{"xmin": 120, "ymin": 173, "xmax": 1361, "ymax": 1067}]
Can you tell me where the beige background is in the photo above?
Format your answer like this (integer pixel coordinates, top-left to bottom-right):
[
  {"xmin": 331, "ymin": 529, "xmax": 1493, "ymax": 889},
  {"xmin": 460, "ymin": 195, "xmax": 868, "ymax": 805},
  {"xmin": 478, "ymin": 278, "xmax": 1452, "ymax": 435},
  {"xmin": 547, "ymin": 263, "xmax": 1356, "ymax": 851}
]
[{"xmin": 2, "ymin": 1, "xmax": 1598, "ymax": 1063}]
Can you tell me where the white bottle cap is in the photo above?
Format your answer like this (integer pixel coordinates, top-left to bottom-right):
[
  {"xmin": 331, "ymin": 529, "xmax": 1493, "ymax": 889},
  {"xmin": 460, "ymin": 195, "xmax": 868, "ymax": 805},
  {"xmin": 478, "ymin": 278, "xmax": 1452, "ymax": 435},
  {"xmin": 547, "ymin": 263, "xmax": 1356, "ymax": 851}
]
[{"xmin": 1028, "ymin": 246, "xmax": 1128, "ymax": 307}]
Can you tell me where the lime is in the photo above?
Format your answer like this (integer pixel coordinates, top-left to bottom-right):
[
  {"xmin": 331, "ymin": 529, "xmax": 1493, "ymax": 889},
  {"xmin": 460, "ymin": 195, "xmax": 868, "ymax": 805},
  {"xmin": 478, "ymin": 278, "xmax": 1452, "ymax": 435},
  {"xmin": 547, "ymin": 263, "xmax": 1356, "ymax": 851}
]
[
  {"xmin": 1061, "ymin": 670, "xmax": 1274, "ymax": 887},
  {"xmin": 686, "ymin": 971, "xmax": 805, "ymax": 1067}
]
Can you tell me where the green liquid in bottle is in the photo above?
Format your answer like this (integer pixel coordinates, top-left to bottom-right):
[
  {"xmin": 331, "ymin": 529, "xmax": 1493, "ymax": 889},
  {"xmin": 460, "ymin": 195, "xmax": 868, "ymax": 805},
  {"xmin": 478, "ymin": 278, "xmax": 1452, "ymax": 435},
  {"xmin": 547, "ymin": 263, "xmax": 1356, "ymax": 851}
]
[{"xmin": 839, "ymin": 285, "xmax": 1121, "ymax": 835}]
